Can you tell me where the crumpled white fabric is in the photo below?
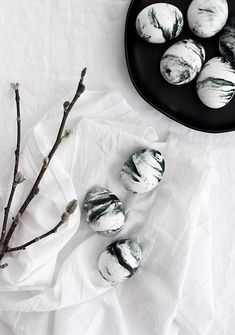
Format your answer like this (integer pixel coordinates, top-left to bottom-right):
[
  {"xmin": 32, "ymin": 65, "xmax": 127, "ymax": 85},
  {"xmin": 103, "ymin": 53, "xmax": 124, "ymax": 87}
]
[
  {"xmin": 0, "ymin": 0, "xmax": 233, "ymax": 333},
  {"xmin": 0, "ymin": 91, "xmax": 217, "ymax": 335}
]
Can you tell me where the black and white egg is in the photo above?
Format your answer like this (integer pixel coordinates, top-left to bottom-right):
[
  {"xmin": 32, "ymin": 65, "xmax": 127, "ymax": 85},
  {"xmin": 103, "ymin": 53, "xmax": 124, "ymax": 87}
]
[
  {"xmin": 187, "ymin": 0, "xmax": 228, "ymax": 38},
  {"xmin": 136, "ymin": 3, "xmax": 184, "ymax": 44},
  {"xmin": 83, "ymin": 187, "xmax": 125, "ymax": 237},
  {"xmin": 160, "ymin": 39, "xmax": 206, "ymax": 85},
  {"xmin": 98, "ymin": 239, "xmax": 142, "ymax": 284},
  {"xmin": 120, "ymin": 149, "xmax": 165, "ymax": 194},
  {"xmin": 196, "ymin": 57, "xmax": 235, "ymax": 109},
  {"xmin": 219, "ymin": 17, "xmax": 235, "ymax": 66}
]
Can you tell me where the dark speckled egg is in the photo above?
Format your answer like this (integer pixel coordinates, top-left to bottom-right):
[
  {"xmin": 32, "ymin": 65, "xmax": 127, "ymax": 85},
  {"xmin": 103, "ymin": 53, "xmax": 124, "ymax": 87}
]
[{"xmin": 219, "ymin": 17, "xmax": 235, "ymax": 66}]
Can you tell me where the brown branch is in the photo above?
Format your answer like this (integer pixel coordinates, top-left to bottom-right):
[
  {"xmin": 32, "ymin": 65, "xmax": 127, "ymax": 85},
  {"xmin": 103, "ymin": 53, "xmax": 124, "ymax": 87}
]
[
  {"xmin": 1, "ymin": 199, "xmax": 78, "ymax": 256},
  {"xmin": 0, "ymin": 68, "xmax": 86, "ymax": 266},
  {"xmin": 0, "ymin": 84, "xmax": 22, "ymax": 248}
]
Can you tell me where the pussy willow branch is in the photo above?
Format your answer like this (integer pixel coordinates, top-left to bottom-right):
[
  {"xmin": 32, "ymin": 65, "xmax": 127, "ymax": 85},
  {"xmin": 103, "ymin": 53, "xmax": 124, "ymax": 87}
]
[
  {"xmin": 0, "ymin": 68, "xmax": 86, "ymax": 266},
  {"xmin": 0, "ymin": 84, "xmax": 21, "ymax": 247},
  {"xmin": 2, "ymin": 199, "xmax": 78, "ymax": 256}
]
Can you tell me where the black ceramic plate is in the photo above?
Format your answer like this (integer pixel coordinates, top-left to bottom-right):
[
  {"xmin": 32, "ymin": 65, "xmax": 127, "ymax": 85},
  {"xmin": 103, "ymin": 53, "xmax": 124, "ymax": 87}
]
[{"xmin": 125, "ymin": 0, "xmax": 235, "ymax": 133}]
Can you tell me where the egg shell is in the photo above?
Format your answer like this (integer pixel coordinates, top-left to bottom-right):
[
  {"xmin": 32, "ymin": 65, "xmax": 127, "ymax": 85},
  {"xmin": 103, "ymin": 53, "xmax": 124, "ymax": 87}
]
[
  {"xmin": 136, "ymin": 3, "xmax": 184, "ymax": 44},
  {"xmin": 187, "ymin": 0, "xmax": 228, "ymax": 38},
  {"xmin": 83, "ymin": 187, "xmax": 125, "ymax": 237},
  {"xmin": 219, "ymin": 16, "xmax": 235, "ymax": 65},
  {"xmin": 121, "ymin": 149, "xmax": 165, "ymax": 194},
  {"xmin": 160, "ymin": 39, "xmax": 205, "ymax": 85},
  {"xmin": 98, "ymin": 239, "xmax": 142, "ymax": 283},
  {"xmin": 196, "ymin": 57, "xmax": 235, "ymax": 109}
]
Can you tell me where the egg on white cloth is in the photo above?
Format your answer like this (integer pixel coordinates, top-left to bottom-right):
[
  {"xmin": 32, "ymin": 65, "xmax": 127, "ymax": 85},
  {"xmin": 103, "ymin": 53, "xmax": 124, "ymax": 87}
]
[
  {"xmin": 187, "ymin": 0, "xmax": 228, "ymax": 38},
  {"xmin": 120, "ymin": 149, "xmax": 165, "ymax": 194},
  {"xmin": 196, "ymin": 57, "xmax": 235, "ymax": 109},
  {"xmin": 136, "ymin": 3, "xmax": 184, "ymax": 44},
  {"xmin": 98, "ymin": 239, "xmax": 142, "ymax": 284},
  {"xmin": 160, "ymin": 39, "xmax": 205, "ymax": 85},
  {"xmin": 83, "ymin": 187, "xmax": 125, "ymax": 237}
]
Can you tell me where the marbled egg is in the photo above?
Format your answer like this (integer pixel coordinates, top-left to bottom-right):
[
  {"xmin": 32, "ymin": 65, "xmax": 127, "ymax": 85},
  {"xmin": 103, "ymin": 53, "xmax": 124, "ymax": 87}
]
[
  {"xmin": 83, "ymin": 187, "xmax": 125, "ymax": 237},
  {"xmin": 160, "ymin": 39, "xmax": 206, "ymax": 85},
  {"xmin": 98, "ymin": 239, "xmax": 142, "ymax": 283},
  {"xmin": 187, "ymin": 0, "xmax": 228, "ymax": 38},
  {"xmin": 136, "ymin": 3, "xmax": 184, "ymax": 44},
  {"xmin": 121, "ymin": 149, "xmax": 165, "ymax": 194},
  {"xmin": 196, "ymin": 57, "xmax": 235, "ymax": 109},
  {"xmin": 219, "ymin": 17, "xmax": 235, "ymax": 65}
]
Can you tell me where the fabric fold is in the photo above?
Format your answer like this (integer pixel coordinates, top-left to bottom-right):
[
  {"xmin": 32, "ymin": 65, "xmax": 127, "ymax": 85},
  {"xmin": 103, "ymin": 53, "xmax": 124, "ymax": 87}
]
[{"xmin": 0, "ymin": 91, "xmax": 215, "ymax": 335}]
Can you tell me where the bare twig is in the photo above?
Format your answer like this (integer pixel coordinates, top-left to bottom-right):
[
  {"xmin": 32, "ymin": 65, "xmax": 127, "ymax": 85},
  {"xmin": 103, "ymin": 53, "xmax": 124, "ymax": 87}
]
[
  {"xmin": 0, "ymin": 83, "xmax": 22, "ymax": 248},
  {"xmin": 1, "ymin": 200, "xmax": 77, "ymax": 255},
  {"xmin": 0, "ymin": 263, "xmax": 8, "ymax": 269},
  {"xmin": 3, "ymin": 69, "xmax": 86, "ymax": 248},
  {"xmin": 0, "ymin": 69, "xmax": 86, "ymax": 266}
]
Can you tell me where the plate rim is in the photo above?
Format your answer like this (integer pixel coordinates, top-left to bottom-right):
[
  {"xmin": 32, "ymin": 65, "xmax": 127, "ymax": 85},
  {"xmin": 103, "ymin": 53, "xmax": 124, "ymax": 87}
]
[{"xmin": 124, "ymin": 0, "xmax": 235, "ymax": 134}]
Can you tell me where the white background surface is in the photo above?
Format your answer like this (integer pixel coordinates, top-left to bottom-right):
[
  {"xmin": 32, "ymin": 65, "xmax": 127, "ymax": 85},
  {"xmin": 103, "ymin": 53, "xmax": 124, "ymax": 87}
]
[{"xmin": 0, "ymin": 1, "xmax": 234, "ymax": 334}]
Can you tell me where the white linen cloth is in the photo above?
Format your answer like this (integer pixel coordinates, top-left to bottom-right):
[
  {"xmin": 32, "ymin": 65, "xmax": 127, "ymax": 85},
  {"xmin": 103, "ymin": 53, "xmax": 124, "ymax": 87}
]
[
  {"xmin": 0, "ymin": 1, "xmax": 234, "ymax": 334},
  {"xmin": 0, "ymin": 90, "xmax": 216, "ymax": 335}
]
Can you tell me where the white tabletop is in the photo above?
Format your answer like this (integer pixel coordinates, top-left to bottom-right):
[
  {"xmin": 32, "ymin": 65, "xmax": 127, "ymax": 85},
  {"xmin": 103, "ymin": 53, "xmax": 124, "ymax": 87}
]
[{"xmin": 0, "ymin": 1, "xmax": 234, "ymax": 334}]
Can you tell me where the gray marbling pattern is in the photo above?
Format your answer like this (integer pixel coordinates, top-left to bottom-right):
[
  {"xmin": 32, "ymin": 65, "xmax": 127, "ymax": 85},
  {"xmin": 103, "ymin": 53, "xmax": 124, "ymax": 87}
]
[
  {"xmin": 136, "ymin": 3, "xmax": 183, "ymax": 44},
  {"xmin": 98, "ymin": 239, "xmax": 142, "ymax": 283},
  {"xmin": 121, "ymin": 149, "xmax": 165, "ymax": 194},
  {"xmin": 160, "ymin": 39, "xmax": 205, "ymax": 85},
  {"xmin": 187, "ymin": 0, "xmax": 228, "ymax": 38},
  {"xmin": 219, "ymin": 17, "xmax": 235, "ymax": 66},
  {"xmin": 196, "ymin": 57, "xmax": 235, "ymax": 109},
  {"xmin": 83, "ymin": 187, "xmax": 125, "ymax": 237}
]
